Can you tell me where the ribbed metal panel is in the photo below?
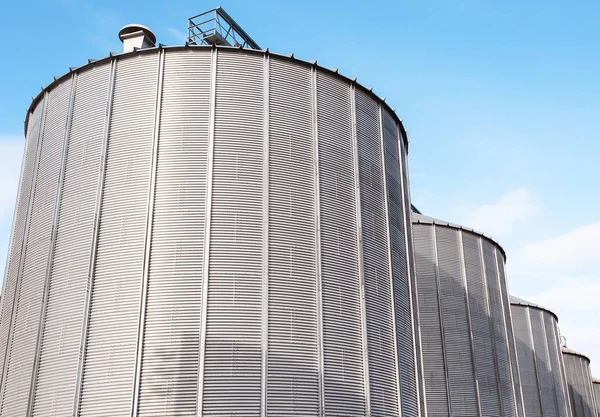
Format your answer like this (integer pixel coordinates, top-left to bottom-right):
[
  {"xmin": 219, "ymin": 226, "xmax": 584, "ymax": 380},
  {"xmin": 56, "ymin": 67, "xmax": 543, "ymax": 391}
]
[
  {"xmin": 201, "ymin": 50, "xmax": 263, "ymax": 415},
  {"xmin": 79, "ymin": 53, "xmax": 158, "ymax": 416},
  {"xmin": 413, "ymin": 224, "xmax": 448, "ymax": 417},
  {"xmin": 0, "ymin": 100, "xmax": 44, "ymax": 393},
  {"xmin": 32, "ymin": 63, "xmax": 111, "ymax": 416},
  {"xmin": 435, "ymin": 226, "xmax": 478, "ymax": 416},
  {"xmin": 265, "ymin": 56, "xmax": 319, "ymax": 414},
  {"xmin": 563, "ymin": 351, "xmax": 596, "ymax": 417},
  {"xmin": 545, "ymin": 317, "xmax": 570, "ymax": 417},
  {"xmin": 1, "ymin": 79, "xmax": 71, "ymax": 416},
  {"xmin": 355, "ymin": 88, "xmax": 400, "ymax": 417},
  {"xmin": 531, "ymin": 309, "xmax": 559, "ymax": 416},
  {"xmin": 592, "ymin": 381, "xmax": 599, "ymax": 417},
  {"xmin": 135, "ymin": 49, "xmax": 211, "ymax": 416},
  {"xmin": 316, "ymin": 70, "xmax": 366, "ymax": 415}
]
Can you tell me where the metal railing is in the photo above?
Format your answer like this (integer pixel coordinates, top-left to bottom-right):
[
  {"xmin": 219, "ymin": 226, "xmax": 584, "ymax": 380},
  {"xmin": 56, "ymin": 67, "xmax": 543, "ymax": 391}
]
[{"xmin": 187, "ymin": 7, "xmax": 260, "ymax": 49}]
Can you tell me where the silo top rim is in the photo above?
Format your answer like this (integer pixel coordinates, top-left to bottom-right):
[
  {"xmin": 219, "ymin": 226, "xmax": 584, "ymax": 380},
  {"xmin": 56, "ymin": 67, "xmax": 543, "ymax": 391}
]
[
  {"xmin": 510, "ymin": 295, "xmax": 559, "ymax": 321},
  {"xmin": 118, "ymin": 24, "xmax": 156, "ymax": 44},
  {"xmin": 592, "ymin": 377, "xmax": 600, "ymax": 384},
  {"xmin": 411, "ymin": 212, "xmax": 506, "ymax": 258},
  {"xmin": 562, "ymin": 346, "xmax": 591, "ymax": 362}
]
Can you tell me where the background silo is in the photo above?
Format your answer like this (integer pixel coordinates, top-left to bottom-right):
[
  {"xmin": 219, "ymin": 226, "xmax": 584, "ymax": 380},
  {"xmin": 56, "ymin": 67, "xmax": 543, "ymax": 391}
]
[
  {"xmin": 0, "ymin": 30, "xmax": 424, "ymax": 417},
  {"xmin": 593, "ymin": 378, "xmax": 600, "ymax": 417},
  {"xmin": 411, "ymin": 212, "xmax": 524, "ymax": 417},
  {"xmin": 510, "ymin": 296, "xmax": 572, "ymax": 417},
  {"xmin": 562, "ymin": 347, "xmax": 597, "ymax": 417}
]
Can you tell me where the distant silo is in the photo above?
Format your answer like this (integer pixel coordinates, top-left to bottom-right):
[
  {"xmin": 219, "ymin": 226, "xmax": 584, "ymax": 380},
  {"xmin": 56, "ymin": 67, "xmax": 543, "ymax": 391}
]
[
  {"xmin": 562, "ymin": 347, "xmax": 597, "ymax": 417},
  {"xmin": 412, "ymin": 212, "xmax": 524, "ymax": 417},
  {"xmin": 510, "ymin": 296, "xmax": 572, "ymax": 417},
  {"xmin": 593, "ymin": 378, "xmax": 600, "ymax": 417}
]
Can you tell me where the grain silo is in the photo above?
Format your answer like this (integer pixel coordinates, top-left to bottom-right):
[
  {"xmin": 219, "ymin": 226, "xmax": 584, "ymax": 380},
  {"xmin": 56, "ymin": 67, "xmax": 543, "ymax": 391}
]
[
  {"xmin": 411, "ymin": 212, "xmax": 524, "ymax": 417},
  {"xmin": 510, "ymin": 296, "xmax": 572, "ymax": 417},
  {"xmin": 592, "ymin": 378, "xmax": 600, "ymax": 417},
  {"xmin": 562, "ymin": 347, "xmax": 597, "ymax": 417},
  {"xmin": 0, "ymin": 8, "xmax": 424, "ymax": 417}
]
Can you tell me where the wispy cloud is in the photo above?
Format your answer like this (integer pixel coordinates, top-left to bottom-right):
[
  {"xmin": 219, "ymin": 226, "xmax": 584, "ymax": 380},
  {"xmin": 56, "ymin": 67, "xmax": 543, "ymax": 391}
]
[
  {"xmin": 461, "ymin": 188, "xmax": 539, "ymax": 237},
  {"xmin": 167, "ymin": 27, "xmax": 188, "ymax": 43}
]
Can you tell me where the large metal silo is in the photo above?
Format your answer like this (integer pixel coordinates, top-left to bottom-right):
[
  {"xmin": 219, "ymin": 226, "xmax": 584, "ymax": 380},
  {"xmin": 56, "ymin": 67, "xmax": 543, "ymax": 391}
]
[
  {"xmin": 510, "ymin": 296, "xmax": 572, "ymax": 417},
  {"xmin": 0, "ymin": 43, "xmax": 424, "ymax": 416},
  {"xmin": 411, "ymin": 212, "xmax": 524, "ymax": 417},
  {"xmin": 593, "ymin": 378, "xmax": 600, "ymax": 417},
  {"xmin": 562, "ymin": 347, "xmax": 597, "ymax": 417}
]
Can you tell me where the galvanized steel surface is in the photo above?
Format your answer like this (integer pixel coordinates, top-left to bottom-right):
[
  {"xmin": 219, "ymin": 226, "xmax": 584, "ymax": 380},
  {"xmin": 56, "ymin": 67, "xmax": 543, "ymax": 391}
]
[
  {"xmin": 562, "ymin": 348, "xmax": 597, "ymax": 417},
  {"xmin": 510, "ymin": 297, "xmax": 572, "ymax": 417},
  {"xmin": 412, "ymin": 214, "xmax": 523, "ymax": 417},
  {"xmin": 592, "ymin": 379, "xmax": 600, "ymax": 417},
  {"xmin": 0, "ymin": 46, "xmax": 422, "ymax": 416}
]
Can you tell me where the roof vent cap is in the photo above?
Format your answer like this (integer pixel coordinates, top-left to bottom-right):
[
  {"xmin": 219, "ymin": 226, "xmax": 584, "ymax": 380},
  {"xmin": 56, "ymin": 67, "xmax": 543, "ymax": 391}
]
[{"xmin": 118, "ymin": 24, "xmax": 156, "ymax": 53}]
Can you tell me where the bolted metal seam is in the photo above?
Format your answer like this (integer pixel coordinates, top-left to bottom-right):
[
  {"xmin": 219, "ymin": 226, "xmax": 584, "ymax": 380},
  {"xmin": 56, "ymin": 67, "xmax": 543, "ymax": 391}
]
[
  {"xmin": 350, "ymin": 82, "xmax": 372, "ymax": 417},
  {"xmin": 26, "ymin": 72, "xmax": 78, "ymax": 416},
  {"xmin": 72, "ymin": 58, "xmax": 116, "ymax": 417},
  {"xmin": 526, "ymin": 307, "xmax": 545, "ymax": 415},
  {"xmin": 131, "ymin": 48, "xmax": 165, "ymax": 417},
  {"xmin": 260, "ymin": 52, "xmax": 269, "ymax": 417}
]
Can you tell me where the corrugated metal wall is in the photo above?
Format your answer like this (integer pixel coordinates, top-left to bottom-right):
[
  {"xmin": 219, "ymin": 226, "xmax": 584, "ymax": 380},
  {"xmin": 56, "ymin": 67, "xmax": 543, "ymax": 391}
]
[
  {"xmin": 0, "ymin": 46, "xmax": 422, "ymax": 416},
  {"xmin": 412, "ymin": 216, "xmax": 521, "ymax": 417},
  {"xmin": 563, "ymin": 350, "xmax": 597, "ymax": 417},
  {"xmin": 510, "ymin": 299, "xmax": 572, "ymax": 417},
  {"xmin": 592, "ymin": 380, "xmax": 600, "ymax": 417}
]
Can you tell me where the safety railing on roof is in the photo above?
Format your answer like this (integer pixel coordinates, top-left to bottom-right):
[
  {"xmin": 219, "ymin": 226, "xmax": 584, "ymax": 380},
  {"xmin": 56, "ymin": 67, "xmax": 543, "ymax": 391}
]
[{"xmin": 187, "ymin": 7, "xmax": 261, "ymax": 49}]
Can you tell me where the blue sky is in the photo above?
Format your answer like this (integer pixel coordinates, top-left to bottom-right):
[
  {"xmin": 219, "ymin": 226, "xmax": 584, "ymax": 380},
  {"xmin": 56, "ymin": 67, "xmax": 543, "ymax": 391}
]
[{"xmin": 1, "ymin": 0, "xmax": 599, "ymax": 372}]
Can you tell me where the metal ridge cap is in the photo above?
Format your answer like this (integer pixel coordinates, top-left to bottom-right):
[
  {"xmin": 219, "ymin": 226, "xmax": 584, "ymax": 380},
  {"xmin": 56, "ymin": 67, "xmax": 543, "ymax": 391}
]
[
  {"xmin": 23, "ymin": 45, "xmax": 408, "ymax": 149},
  {"xmin": 411, "ymin": 211, "xmax": 507, "ymax": 259},
  {"xmin": 562, "ymin": 346, "xmax": 592, "ymax": 363},
  {"xmin": 509, "ymin": 295, "xmax": 560, "ymax": 322}
]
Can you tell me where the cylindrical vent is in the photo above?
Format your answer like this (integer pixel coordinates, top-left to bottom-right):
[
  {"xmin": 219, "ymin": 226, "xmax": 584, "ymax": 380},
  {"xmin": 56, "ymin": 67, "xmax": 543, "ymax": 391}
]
[
  {"xmin": 0, "ymin": 46, "xmax": 424, "ymax": 416},
  {"xmin": 510, "ymin": 296, "xmax": 572, "ymax": 417},
  {"xmin": 592, "ymin": 378, "xmax": 600, "ymax": 417},
  {"xmin": 411, "ymin": 212, "xmax": 524, "ymax": 417},
  {"xmin": 562, "ymin": 347, "xmax": 598, "ymax": 417}
]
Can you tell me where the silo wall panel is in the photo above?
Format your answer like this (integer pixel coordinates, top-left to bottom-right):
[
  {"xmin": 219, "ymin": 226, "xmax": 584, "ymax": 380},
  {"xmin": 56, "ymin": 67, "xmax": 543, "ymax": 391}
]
[
  {"xmin": 1, "ymin": 79, "xmax": 71, "ymax": 416},
  {"xmin": 79, "ymin": 53, "xmax": 158, "ymax": 416},
  {"xmin": 0, "ymin": 101, "xmax": 43, "ymax": 389},
  {"xmin": 266, "ymin": 56, "xmax": 319, "ymax": 414},
  {"xmin": 201, "ymin": 50, "xmax": 264, "ymax": 415},
  {"xmin": 137, "ymin": 49, "xmax": 211, "ymax": 416},
  {"xmin": 316, "ymin": 71, "xmax": 366, "ymax": 415},
  {"xmin": 462, "ymin": 233, "xmax": 501, "ymax": 415},
  {"xmin": 593, "ymin": 382, "xmax": 600, "ymax": 417},
  {"xmin": 355, "ymin": 88, "xmax": 399, "ymax": 416},
  {"xmin": 563, "ymin": 352, "xmax": 596, "ymax": 417},
  {"xmin": 546, "ymin": 317, "xmax": 570, "ymax": 417},
  {"xmin": 531, "ymin": 310, "xmax": 559, "ymax": 417},
  {"xmin": 33, "ymin": 63, "xmax": 111, "ymax": 415},
  {"xmin": 413, "ymin": 224, "xmax": 448, "ymax": 417},
  {"xmin": 435, "ymin": 226, "xmax": 478, "ymax": 416}
]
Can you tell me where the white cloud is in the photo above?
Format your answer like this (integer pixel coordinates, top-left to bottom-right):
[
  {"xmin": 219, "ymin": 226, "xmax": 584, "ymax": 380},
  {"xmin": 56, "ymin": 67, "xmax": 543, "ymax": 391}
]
[{"xmin": 461, "ymin": 188, "xmax": 539, "ymax": 237}]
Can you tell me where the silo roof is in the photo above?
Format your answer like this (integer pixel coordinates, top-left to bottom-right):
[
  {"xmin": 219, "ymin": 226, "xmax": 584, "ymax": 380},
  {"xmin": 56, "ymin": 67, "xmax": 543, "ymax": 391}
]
[
  {"xmin": 562, "ymin": 346, "xmax": 592, "ymax": 363},
  {"xmin": 411, "ymin": 212, "xmax": 506, "ymax": 259},
  {"xmin": 592, "ymin": 377, "xmax": 600, "ymax": 384},
  {"xmin": 510, "ymin": 295, "xmax": 559, "ymax": 322}
]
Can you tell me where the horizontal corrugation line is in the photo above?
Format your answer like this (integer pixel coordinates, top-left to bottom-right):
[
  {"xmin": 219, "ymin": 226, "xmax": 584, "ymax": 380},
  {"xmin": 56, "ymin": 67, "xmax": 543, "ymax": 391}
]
[
  {"xmin": 1, "ymin": 79, "xmax": 71, "ymax": 416},
  {"xmin": 202, "ymin": 50, "xmax": 263, "ymax": 415},
  {"xmin": 544, "ymin": 316, "xmax": 569, "ymax": 417},
  {"xmin": 512, "ymin": 305, "xmax": 543, "ymax": 417},
  {"xmin": 32, "ymin": 63, "xmax": 111, "ymax": 416},
  {"xmin": 79, "ymin": 53, "xmax": 157, "ymax": 416},
  {"xmin": 497, "ymin": 249, "xmax": 525, "ymax": 417},
  {"xmin": 531, "ymin": 309, "xmax": 558, "ymax": 417},
  {"xmin": 265, "ymin": 57, "xmax": 319, "ymax": 415},
  {"xmin": 435, "ymin": 226, "xmax": 479, "ymax": 416},
  {"xmin": 355, "ymin": 89, "xmax": 399, "ymax": 417},
  {"xmin": 137, "ymin": 49, "xmax": 211, "ymax": 417},
  {"xmin": 316, "ymin": 70, "xmax": 365, "ymax": 416},
  {"xmin": 382, "ymin": 109, "xmax": 417, "ymax": 417},
  {"xmin": 462, "ymin": 233, "xmax": 501, "ymax": 416},
  {"xmin": 412, "ymin": 224, "xmax": 448, "ymax": 417},
  {"xmin": 483, "ymin": 239, "xmax": 516, "ymax": 416},
  {"xmin": 0, "ymin": 101, "xmax": 43, "ymax": 390}
]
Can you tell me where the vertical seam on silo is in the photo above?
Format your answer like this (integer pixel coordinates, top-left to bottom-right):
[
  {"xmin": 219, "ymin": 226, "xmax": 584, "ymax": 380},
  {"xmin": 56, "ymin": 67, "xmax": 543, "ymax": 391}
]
[
  {"xmin": 350, "ymin": 82, "xmax": 372, "ymax": 417},
  {"xmin": 311, "ymin": 65, "xmax": 326, "ymax": 417},
  {"xmin": 526, "ymin": 307, "xmax": 545, "ymax": 415},
  {"xmin": 432, "ymin": 226, "xmax": 453, "ymax": 417},
  {"xmin": 540, "ymin": 311, "xmax": 561, "ymax": 417},
  {"xmin": 479, "ymin": 236, "xmax": 505, "ymax": 417},
  {"xmin": 493, "ymin": 246, "xmax": 520, "ymax": 416},
  {"xmin": 26, "ymin": 72, "xmax": 77, "ymax": 416},
  {"xmin": 197, "ymin": 46, "xmax": 217, "ymax": 417},
  {"xmin": 260, "ymin": 52, "xmax": 269, "ymax": 417},
  {"xmin": 458, "ymin": 230, "xmax": 483, "ymax": 417},
  {"xmin": 131, "ymin": 48, "xmax": 164, "ymax": 417},
  {"xmin": 0, "ymin": 91, "xmax": 48, "ymax": 408},
  {"xmin": 378, "ymin": 102, "xmax": 403, "ymax": 416},
  {"xmin": 72, "ymin": 58, "xmax": 116, "ymax": 417},
  {"xmin": 397, "ymin": 125, "xmax": 421, "ymax": 417}
]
